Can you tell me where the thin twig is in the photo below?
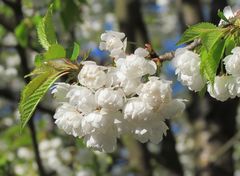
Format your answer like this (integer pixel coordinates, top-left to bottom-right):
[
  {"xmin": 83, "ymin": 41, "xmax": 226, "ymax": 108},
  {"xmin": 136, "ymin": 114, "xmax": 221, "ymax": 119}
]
[{"xmin": 158, "ymin": 39, "xmax": 201, "ymax": 62}]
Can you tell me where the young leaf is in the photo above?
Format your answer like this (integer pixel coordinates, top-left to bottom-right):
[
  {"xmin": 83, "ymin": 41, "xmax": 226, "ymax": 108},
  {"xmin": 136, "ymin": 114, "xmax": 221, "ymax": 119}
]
[
  {"xmin": 225, "ymin": 35, "xmax": 235, "ymax": 55},
  {"xmin": 217, "ymin": 10, "xmax": 230, "ymax": 23},
  {"xmin": 200, "ymin": 39, "xmax": 225, "ymax": 83},
  {"xmin": 19, "ymin": 69, "xmax": 65, "ymax": 131},
  {"xmin": 201, "ymin": 30, "xmax": 223, "ymax": 51},
  {"xmin": 34, "ymin": 54, "xmax": 44, "ymax": 67},
  {"xmin": 37, "ymin": 4, "xmax": 57, "ymax": 50},
  {"xmin": 177, "ymin": 22, "xmax": 218, "ymax": 45},
  {"xmin": 44, "ymin": 44, "xmax": 66, "ymax": 60},
  {"xmin": 66, "ymin": 42, "xmax": 80, "ymax": 61}
]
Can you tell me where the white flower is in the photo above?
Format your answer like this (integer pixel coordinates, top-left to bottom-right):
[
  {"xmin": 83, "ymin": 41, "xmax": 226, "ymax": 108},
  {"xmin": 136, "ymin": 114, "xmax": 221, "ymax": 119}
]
[
  {"xmin": 134, "ymin": 47, "xmax": 149, "ymax": 57},
  {"xmin": 137, "ymin": 77, "xmax": 172, "ymax": 109},
  {"xmin": 53, "ymin": 103, "xmax": 84, "ymax": 137},
  {"xmin": 67, "ymin": 86, "xmax": 97, "ymax": 114},
  {"xmin": 115, "ymin": 53, "xmax": 157, "ymax": 79},
  {"xmin": 95, "ymin": 88, "xmax": 124, "ymax": 111},
  {"xmin": 105, "ymin": 66, "xmax": 142, "ymax": 95},
  {"xmin": 99, "ymin": 30, "xmax": 127, "ymax": 59},
  {"xmin": 172, "ymin": 48, "xmax": 206, "ymax": 91},
  {"xmin": 227, "ymin": 76, "xmax": 240, "ymax": 98},
  {"xmin": 82, "ymin": 110, "xmax": 118, "ymax": 152},
  {"xmin": 78, "ymin": 61, "xmax": 107, "ymax": 89},
  {"xmin": 132, "ymin": 119, "xmax": 168, "ymax": 144},
  {"xmin": 207, "ymin": 75, "xmax": 231, "ymax": 101},
  {"xmin": 159, "ymin": 99, "xmax": 186, "ymax": 119},
  {"xmin": 116, "ymin": 71, "xmax": 141, "ymax": 95},
  {"xmin": 51, "ymin": 83, "xmax": 71, "ymax": 102},
  {"xmin": 84, "ymin": 131, "xmax": 117, "ymax": 152},
  {"xmin": 219, "ymin": 6, "xmax": 235, "ymax": 26},
  {"xmin": 123, "ymin": 98, "xmax": 154, "ymax": 120},
  {"xmin": 224, "ymin": 47, "xmax": 240, "ymax": 76}
]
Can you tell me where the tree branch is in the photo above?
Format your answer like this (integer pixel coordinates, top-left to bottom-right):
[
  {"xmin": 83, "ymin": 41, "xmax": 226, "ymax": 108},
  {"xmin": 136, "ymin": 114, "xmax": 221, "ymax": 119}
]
[{"xmin": 156, "ymin": 39, "xmax": 201, "ymax": 62}]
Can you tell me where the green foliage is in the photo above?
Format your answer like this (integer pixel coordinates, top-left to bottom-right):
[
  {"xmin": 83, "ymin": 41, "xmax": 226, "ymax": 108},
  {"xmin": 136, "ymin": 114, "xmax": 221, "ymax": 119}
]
[
  {"xmin": 217, "ymin": 10, "xmax": 230, "ymax": 23},
  {"xmin": 225, "ymin": 35, "xmax": 236, "ymax": 55},
  {"xmin": 37, "ymin": 4, "xmax": 57, "ymax": 50},
  {"xmin": 201, "ymin": 30, "xmax": 223, "ymax": 51},
  {"xmin": 19, "ymin": 68, "xmax": 65, "ymax": 131},
  {"xmin": 177, "ymin": 23, "xmax": 219, "ymax": 45},
  {"xmin": 15, "ymin": 21, "xmax": 28, "ymax": 47},
  {"xmin": 66, "ymin": 42, "xmax": 80, "ymax": 61},
  {"xmin": 200, "ymin": 39, "xmax": 226, "ymax": 83},
  {"xmin": 44, "ymin": 44, "xmax": 66, "ymax": 60}
]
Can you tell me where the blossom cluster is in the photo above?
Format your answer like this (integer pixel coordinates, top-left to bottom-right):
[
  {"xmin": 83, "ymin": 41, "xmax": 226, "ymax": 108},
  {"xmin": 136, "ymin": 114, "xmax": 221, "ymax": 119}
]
[
  {"xmin": 173, "ymin": 47, "xmax": 240, "ymax": 102},
  {"xmin": 52, "ymin": 31, "xmax": 185, "ymax": 152}
]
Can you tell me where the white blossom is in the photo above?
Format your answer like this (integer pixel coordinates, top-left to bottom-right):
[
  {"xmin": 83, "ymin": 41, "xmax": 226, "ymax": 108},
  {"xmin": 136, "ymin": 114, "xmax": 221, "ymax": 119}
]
[
  {"xmin": 115, "ymin": 52, "xmax": 157, "ymax": 79},
  {"xmin": 78, "ymin": 61, "xmax": 107, "ymax": 89},
  {"xmin": 95, "ymin": 88, "xmax": 124, "ymax": 111},
  {"xmin": 134, "ymin": 47, "xmax": 149, "ymax": 57},
  {"xmin": 99, "ymin": 30, "xmax": 127, "ymax": 59},
  {"xmin": 224, "ymin": 47, "xmax": 240, "ymax": 76},
  {"xmin": 227, "ymin": 76, "xmax": 240, "ymax": 98},
  {"xmin": 67, "ymin": 86, "xmax": 97, "ymax": 114},
  {"xmin": 137, "ymin": 77, "xmax": 172, "ymax": 109},
  {"xmin": 207, "ymin": 75, "xmax": 231, "ymax": 101},
  {"xmin": 172, "ymin": 48, "xmax": 206, "ymax": 91},
  {"xmin": 51, "ymin": 83, "xmax": 71, "ymax": 102},
  {"xmin": 123, "ymin": 98, "xmax": 154, "ymax": 121},
  {"xmin": 53, "ymin": 103, "xmax": 84, "ymax": 137},
  {"xmin": 132, "ymin": 119, "xmax": 168, "ymax": 144},
  {"xmin": 82, "ymin": 110, "xmax": 119, "ymax": 152},
  {"xmin": 219, "ymin": 6, "xmax": 235, "ymax": 26}
]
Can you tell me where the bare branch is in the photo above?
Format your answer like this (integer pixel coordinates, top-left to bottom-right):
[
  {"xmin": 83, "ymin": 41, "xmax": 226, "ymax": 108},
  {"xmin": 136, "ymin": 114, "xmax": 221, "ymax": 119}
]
[{"xmin": 158, "ymin": 39, "xmax": 201, "ymax": 62}]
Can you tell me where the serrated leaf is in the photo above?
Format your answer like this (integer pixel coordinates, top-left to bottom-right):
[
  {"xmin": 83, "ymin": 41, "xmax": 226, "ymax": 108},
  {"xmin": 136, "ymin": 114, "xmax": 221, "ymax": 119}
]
[
  {"xmin": 200, "ymin": 39, "xmax": 225, "ymax": 83},
  {"xmin": 15, "ymin": 21, "xmax": 28, "ymax": 47},
  {"xmin": 66, "ymin": 42, "xmax": 80, "ymax": 61},
  {"xmin": 44, "ymin": 44, "xmax": 66, "ymax": 60},
  {"xmin": 201, "ymin": 30, "xmax": 223, "ymax": 51},
  {"xmin": 34, "ymin": 54, "xmax": 44, "ymax": 67},
  {"xmin": 218, "ymin": 10, "xmax": 230, "ymax": 23},
  {"xmin": 177, "ymin": 22, "xmax": 218, "ymax": 45},
  {"xmin": 225, "ymin": 35, "xmax": 235, "ymax": 55},
  {"xmin": 37, "ymin": 4, "xmax": 57, "ymax": 50},
  {"xmin": 19, "ymin": 69, "xmax": 64, "ymax": 131}
]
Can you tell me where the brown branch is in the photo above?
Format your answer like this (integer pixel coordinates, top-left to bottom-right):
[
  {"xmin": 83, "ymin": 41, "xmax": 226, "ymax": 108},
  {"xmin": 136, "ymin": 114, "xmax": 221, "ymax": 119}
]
[{"xmin": 158, "ymin": 39, "xmax": 201, "ymax": 62}]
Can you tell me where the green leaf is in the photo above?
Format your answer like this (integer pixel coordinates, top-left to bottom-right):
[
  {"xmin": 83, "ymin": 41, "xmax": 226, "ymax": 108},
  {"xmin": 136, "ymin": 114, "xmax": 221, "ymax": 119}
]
[
  {"xmin": 66, "ymin": 42, "xmax": 80, "ymax": 61},
  {"xmin": 225, "ymin": 35, "xmax": 235, "ymax": 55},
  {"xmin": 44, "ymin": 44, "xmax": 66, "ymax": 60},
  {"xmin": 217, "ymin": 10, "xmax": 230, "ymax": 23},
  {"xmin": 200, "ymin": 39, "xmax": 225, "ymax": 83},
  {"xmin": 177, "ymin": 22, "xmax": 218, "ymax": 45},
  {"xmin": 201, "ymin": 30, "xmax": 223, "ymax": 51},
  {"xmin": 19, "ymin": 69, "xmax": 64, "ymax": 131},
  {"xmin": 37, "ymin": 4, "xmax": 57, "ymax": 50},
  {"xmin": 34, "ymin": 54, "xmax": 44, "ymax": 67},
  {"xmin": 15, "ymin": 21, "xmax": 28, "ymax": 47}
]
